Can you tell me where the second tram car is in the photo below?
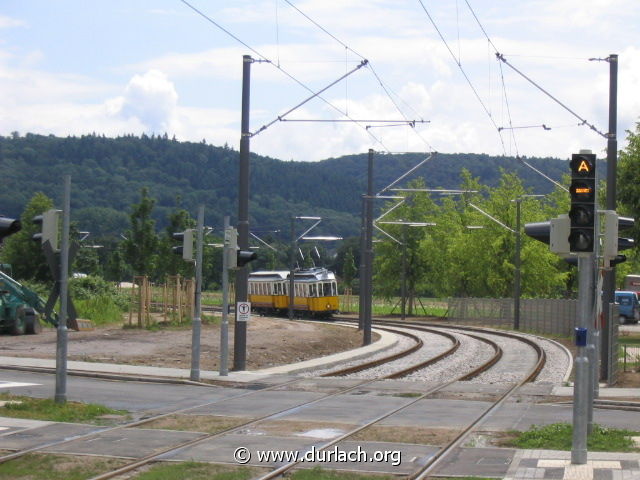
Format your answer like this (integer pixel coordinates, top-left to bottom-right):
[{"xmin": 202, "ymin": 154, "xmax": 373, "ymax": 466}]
[{"xmin": 248, "ymin": 267, "xmax": 339, "ymax": 318}]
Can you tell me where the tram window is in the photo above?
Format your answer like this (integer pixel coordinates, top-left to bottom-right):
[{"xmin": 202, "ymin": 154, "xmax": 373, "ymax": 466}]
[{"xmin": 310, "ymin": 284, "xmax": 317, "ymax": 297}]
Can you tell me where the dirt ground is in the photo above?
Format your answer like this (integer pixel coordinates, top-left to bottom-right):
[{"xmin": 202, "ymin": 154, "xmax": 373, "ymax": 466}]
[{"xmin": 0, "ymin": 315, "xmax": 371, "ymax": 371}]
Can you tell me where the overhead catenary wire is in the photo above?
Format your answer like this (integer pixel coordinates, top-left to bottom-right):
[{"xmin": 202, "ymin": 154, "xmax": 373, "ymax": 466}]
[
  {"xmin": 462, "ymin": 0, "xmax": 607, "ymax": 139},
  {"xmin": 495, "ymin": 54, "xmax": 607, "ymax": 139},
  {"xmin": 283, "ymin": 0, "xmax": 436, "ymax": 153},
  {"xmin": 179, "ymin": 0, "xmax": 393, "ymax": 152},
  {"xmin": 416, "ymin": 0, "xmax": 507, "ymax": 155}
]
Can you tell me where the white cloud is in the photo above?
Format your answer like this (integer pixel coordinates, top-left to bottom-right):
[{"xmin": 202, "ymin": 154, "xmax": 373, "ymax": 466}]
[
  {"xmin": 0, "ymin": 15, "xmax": 26, "ymax": 29},
  {"xmin": 112, "ymin": 70, "xmax": 178, "ymax": 133}
]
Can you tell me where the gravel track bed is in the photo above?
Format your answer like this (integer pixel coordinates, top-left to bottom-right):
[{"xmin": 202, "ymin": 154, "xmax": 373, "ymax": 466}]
[
  {"xmin": 304, "ymin": 323, "xmax": 571, "ymax": 387},
  {"xmin": 457, "ymin": 329, "xmax": 571, "ymax": 386},
  {"xmin": 404, "ymin": 330, "xmax": 494, "ymax": 382},
  {"xmin": 302, "ymin": 326, "xmax": 419, "ymax": 377},
  {"xmin": 342, "ymin": 327, "xmax": 454, "ymax": 380},
  {"xmin": 463, "ymin": 330, "xmax": 538, "ymax": 385},
  {"xmin": 524, "ymin": 334, "xmax": 571, "ymax": 385}
]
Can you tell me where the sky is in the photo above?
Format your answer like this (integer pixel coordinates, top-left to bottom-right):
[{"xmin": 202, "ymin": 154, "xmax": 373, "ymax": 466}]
[{"xmin": 1, "ymin": 0, "xmax": 639, "ymax": 162}]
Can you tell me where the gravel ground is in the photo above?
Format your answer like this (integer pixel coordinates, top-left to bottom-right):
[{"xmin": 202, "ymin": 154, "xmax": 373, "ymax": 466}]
[{"xmin": 305, "ymin": 323, "xmax": 571, "ymax": 387}]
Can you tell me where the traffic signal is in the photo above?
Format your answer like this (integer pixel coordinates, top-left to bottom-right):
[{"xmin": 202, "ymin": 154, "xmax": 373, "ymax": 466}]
[
  {"xmin": 236, "ymin": 249, "xmax": 257, "ymax": 268},
  {"xmin": 32, "ymin": 209, "xmax": 61, "ymax": 252},
  {"xmin": 603, "ymin": 212, "xmax": 635, "ymax": 266},
  {"xmin": 224, "ymin": 226, "xmax": 257, "ymax": 269},
  {"xmin": 0, "ymin": 216, "xmax": 21, "ymax": 242},
  {"xmin": 172, "ymin": 229, "xmax": 194, "ymax": 262},
  {"xmin": 224, "ymin": 226, "xmax": 238, "ymax": 269},
  {"xmin": 568, "ymin": 152, "xmax": 596, "ymax": 253}
]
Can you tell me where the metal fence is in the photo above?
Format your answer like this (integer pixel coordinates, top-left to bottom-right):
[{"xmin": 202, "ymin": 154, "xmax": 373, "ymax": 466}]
[
  {"xmin": 622, "ymin": 345, "xmax": 640, "ymax": 372},
  {"xmin": 446, "ymin": 297, "xmax": 578, "ymax": 336}
]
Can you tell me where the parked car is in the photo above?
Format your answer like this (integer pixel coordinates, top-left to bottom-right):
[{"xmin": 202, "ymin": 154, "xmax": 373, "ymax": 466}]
[{"xmin": 615, "ymin": 290, "xmax": 640, "ymax": 324}]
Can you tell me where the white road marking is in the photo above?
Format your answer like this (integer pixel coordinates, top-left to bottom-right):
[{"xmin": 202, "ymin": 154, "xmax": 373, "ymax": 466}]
[{"xmin": 0, "ymin": 381, "xmax": 41, "ymax": 388}]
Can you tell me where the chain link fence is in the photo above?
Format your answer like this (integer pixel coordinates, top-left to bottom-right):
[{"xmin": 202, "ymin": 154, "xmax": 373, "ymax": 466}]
[{"xmin": 446, "ymin": 297, "xmax": 578, "ymax": 336}]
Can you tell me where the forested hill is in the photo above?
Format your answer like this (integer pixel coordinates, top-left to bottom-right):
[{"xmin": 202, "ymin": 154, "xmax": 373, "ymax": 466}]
[{"xmin": 1, "ymin": 133, "xmax": 583, "ymax": 239}]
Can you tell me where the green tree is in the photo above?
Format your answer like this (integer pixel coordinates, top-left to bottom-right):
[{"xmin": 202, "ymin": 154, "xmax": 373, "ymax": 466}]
[
  {"xmin": 342, "ymin": 248, "xmax": 357, "ymax": 290},
  {"xmin": 0, "ymin": 192, "xmax": 54, "ymax": 282},
  {"xmin": 122, "ymin": 188, "xmax": 158, "ymax": 277},
  {"xmin": 374, "ymin": 178, "xmax": 438, "ymax": 313}
]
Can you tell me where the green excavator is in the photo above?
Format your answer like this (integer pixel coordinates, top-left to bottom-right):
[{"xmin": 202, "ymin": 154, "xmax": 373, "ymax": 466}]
[{"xmin": 0, "ymin": 215, "xmax": 64, "ymax": 334}]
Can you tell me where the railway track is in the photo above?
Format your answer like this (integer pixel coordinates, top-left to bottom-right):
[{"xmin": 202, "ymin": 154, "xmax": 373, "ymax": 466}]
[{"xmin": 0, "ymin": 318, "xmax": 550, "ymax": 479}]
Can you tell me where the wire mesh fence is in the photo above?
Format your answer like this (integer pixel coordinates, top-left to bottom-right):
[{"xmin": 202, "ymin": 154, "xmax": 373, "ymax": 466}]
[{"xmin": 446, "ymin": 297, "xmax": 578, "ymax": 336}]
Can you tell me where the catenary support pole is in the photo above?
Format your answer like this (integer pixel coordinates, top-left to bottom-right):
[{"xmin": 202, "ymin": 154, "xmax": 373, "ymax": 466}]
[
  {"xmin": 401, "ymin": 224, "xmax": 407, "ymax": 321},
  {"xmin": 358, "ymin": 197, "xmax": 366, "ymax": 330},
  {"xmin": 514, "ymin": 197, "xmax": 522, "ymax": 330},
  {"xmin": 190, "ymin": 205, "xmax": 204, "ymax": 381},
  {"xmin": 289, "ymin": 216, "xmax": 295, "ymax": 321},
  {"xmin": 601, "ymin": 53, "xmax": 618, "ymax": 383},
  {"xmin": 233, "ymin": 54, "xmax": 252, "ymax": 371},
  {"xmin": 55, "ymin": 175, "xmax": 71, "ymax": 404},
  {"xmin": 363, "ymin": 149, "xmax": 374, "ymax": 345}
]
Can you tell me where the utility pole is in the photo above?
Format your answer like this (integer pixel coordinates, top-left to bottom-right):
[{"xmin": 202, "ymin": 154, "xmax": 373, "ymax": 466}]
[
  {"xmin": 601, "ymin": 53, "xmax": 618, "ymax": 383},
  {"xmin": 233, "ymin": 54, "xmax": 252, "ymax": 371}
]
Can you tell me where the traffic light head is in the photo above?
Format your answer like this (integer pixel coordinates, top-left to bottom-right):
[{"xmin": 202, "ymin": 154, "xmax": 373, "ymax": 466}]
[
  {"xmin": 568, "ymin": 152, "xmax": 596, "ymax": 253},
  {"xmin": 236, "ymin": 250, "xmax": 257, "ymax": 268},
  {"xmin": 0, "ymin": 216, "xmax": 21, "ymax": 241},
  {"xmin": 172, "ymin": 229, "xmax": 194, "ymax": 262},
  {"xmin": 32, "ymin": 209, "xmax": 61, "ymax": 252}
]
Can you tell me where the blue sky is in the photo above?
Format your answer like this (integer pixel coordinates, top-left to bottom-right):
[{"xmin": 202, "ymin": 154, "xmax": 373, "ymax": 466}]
[{"xmin": 1, "ymin": 0, "xmax": 639, "ymax": 161}]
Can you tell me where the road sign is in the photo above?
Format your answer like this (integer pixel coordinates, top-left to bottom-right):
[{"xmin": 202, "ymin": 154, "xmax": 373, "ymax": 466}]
[{"xmin": 236, "ymin": 301, "xmax": 251, "ymax": 322}]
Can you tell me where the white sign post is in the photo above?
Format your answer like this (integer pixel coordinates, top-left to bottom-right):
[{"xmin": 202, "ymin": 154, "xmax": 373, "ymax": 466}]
[{"xmin": 237, "ymin": 301, "xmax": 251, "ymax": 322}]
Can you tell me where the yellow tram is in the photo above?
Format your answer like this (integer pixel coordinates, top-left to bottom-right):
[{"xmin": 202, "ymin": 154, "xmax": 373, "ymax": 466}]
[{"xmin": 248, "ymin": 268, "xmax": 339, "ymax": 318}]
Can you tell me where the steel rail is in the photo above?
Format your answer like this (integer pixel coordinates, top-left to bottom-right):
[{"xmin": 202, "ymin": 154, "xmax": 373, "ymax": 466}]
[
  {"xmin": 252, "ymin": 329, "xmax": 510, "ymax": 480},
  {"xmin": 80, "ymin": 323, "xmax": 493, "ymax": 480},
  {"xmin": 320, "ymin": 326, "xmax": 425, "ymax": 377}
]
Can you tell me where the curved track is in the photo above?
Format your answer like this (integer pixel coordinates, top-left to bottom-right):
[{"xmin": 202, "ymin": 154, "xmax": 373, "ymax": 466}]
[{"xmin": 0, "ymin": 317, "xmax": 549, "ymax": 480}]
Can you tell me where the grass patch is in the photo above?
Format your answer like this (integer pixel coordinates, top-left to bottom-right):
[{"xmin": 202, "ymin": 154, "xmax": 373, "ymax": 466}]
[
  {"xmin": 0, "ymin": 453, "xmax": 128, "ymax": 480},
  {"xmin": 620, "ymin": 334, "xmax": 640, "ymax": 345},
  {"xmin": 133, "ymin": 461, "xmax": 262, "ymax": 480},
  {"xmin": 74, "ymin": 294, "xmax": 126, "ymax": 326},
  {"xmin": 142, "ymin": 414, "xmax": 247, "ymax": 434},
  {"xmin": 504, "ymin": 423, "xmax": 640, "ymax": 452},
  {"xmin": 291, "ymin": 467, "xmax": 395, "ymax": 480},
  {"xmin": 0, "ymin": 393, "xmax": 127, "ymax": 424}
]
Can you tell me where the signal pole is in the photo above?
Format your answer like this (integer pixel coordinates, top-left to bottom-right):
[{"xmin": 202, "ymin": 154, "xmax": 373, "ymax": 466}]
[
  {"xmin": 55, "ymin": 175, "xmax": 71, "ymax": 404},
  {"xmin": 190, "ymin": 205, "xmax": 204, "ymax": 382},
  {"xmin": 233, "ymin": 55, "xmax": 252, "ymax": 371}
]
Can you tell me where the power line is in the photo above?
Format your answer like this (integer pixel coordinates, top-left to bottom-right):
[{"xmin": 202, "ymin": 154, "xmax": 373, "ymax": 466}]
[
  {"xmin": 179, "ymin": 0, "xmax": 393, "ymax": 152},
  {"xmin": 463, "ymin": 0, "xmax": 607, "ymax": 139},
  {"xmin": 416, "ymin": 0, "xmax": 507, "ymax": 155},
  {"xmin": 496, "ymin": 54, "xmax": 607, "ymax": 138},
  {"xmin": 283, "ymin": 0, "xmax": 436, "ymax": 152}
]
